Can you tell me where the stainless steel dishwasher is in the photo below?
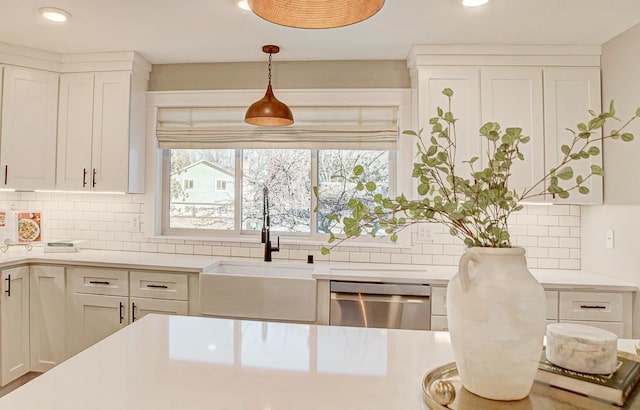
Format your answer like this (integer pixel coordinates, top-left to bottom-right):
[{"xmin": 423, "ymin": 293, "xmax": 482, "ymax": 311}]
[{"xmin": 329, "ymin": 281, "xmax": 431, "ymax": 330}]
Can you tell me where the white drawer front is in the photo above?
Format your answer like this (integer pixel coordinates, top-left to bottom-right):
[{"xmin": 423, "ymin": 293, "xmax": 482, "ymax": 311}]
[
  {"xmin": 545, "ymin": 290, "xmax": 558, "ymax": 320},
  {"xmin": 130, "ymin": 271, "xmax": 188, "ymax": 301},
  {"xmin": 562, "ymin": 320, "xmax": 625, "ymax": 338},
  {"xmin": 431, "ymin": 286, "xmax": 447, "ymax": 316},
  {"xmin": 431, "ymin": 315, "xmax": 448, "ymax": 331},
  {"xmin": 559, "ymin": 291, "xmax": 623, "ymax": 322},
  {"xmin": 69, "ymin": 267, "xmax": 128, "ymax": 296}
]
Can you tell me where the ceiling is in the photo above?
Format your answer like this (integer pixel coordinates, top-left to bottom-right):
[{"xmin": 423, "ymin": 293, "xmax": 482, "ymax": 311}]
[{"xmin": 2, "ymin": 0, "xmax": 640, "ymax": 64}]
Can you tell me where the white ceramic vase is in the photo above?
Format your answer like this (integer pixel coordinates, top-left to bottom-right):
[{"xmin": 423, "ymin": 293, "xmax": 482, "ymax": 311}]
[{"xmin": 446, "ymin": 246, "xmax": 546, "ymax": 401}]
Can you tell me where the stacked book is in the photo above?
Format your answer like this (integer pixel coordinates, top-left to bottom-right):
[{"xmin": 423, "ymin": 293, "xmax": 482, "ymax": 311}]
[{"xmin": 536, "ymin": 351, "xmax": 640, "ymax": 406}]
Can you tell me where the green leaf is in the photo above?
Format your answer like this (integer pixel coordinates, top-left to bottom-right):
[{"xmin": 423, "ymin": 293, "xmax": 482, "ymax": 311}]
[
  {"xmin": 561, "ymin": 145, "xmax": 571, "ymax": 155},
  {"xmin": 429, "ymin": 117, "xmax": 439, "ymax": 125},
  {"xmin": 444, "ymin": 112, "xmax": 455, "ymax": 122},
  {"xmin": 557, "ymin": 167, "xmax": 574, "ymax": 180},
  {"xmin": 442, "ymin": 88, "xmax": 454, "ymax": 97},
  {"xmin": 365, "ymin": 181, "xmax": 377, "ymax": 192},
  {"xmin": 403, "ymin": 130, "xmax": 418, "ymax": 137},
  {"xmin": 353, "ymin": 165, "xmax": 364, "ymax": 176},
  {"xmin": 588, "ymin": 146, "xmax": 600, "ymax": 156},
  {"xmin": 437, "ymin": 107, "xmax": 443, "ymax": 117},
  {"xmin": 390, "ymin": 233, "xmax": 398, "ymax": 242},
  {"xmin": 417, "ymin": 184, "xmax": 430, "ymax": 196},
  {"xmin": 621, "ymin": 133, "xmax": 635, "ymax": 142},
  {"xmin": 636, "ymin": 107, "xmax": 640, "ymax": 117},
  {"xmin": 591, "ymin": 164, "xmax": 605, "ymax": 176},
  {"xmin": 558, "ymin": 191, "xmax": 570, "ymax": 199},
  {"xmin": 426, "ymin": 145, "xmax": 438, "ymax": 156},
  {"xmin": 578, "ymin": 186, "xmax": 590, "ymax": 195},
  {"xmin": 321, "ymin": 247, "xmax": 330, "ymax": 255},
  {"xmin": 577, "ymin": 123, "xmax": 587, "ymax": 132}
]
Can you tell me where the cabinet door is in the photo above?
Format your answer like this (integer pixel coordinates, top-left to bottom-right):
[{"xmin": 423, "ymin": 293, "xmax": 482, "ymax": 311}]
[
  {"xmin": 1, "ymin": 266, "xmax": 30, "ymax": 386},
  {"xmin": 30, "ymin": 266, "xmax": 66, "ymax": 372},
  {"xmin": 71, "ymin": 293, "xmax": 127, "ymax": 355},
  {"xmin": 544, "ymin": 68, "xmax": 602, "ymax": 204},
  {"xmin": 416, "ymin": 68, "xmax": 482, "ymax": 173},
  {"xmin": 481, "ymin": 67, "xmax": 545, "ymax": 200},
  {"xmin": 56, "ymin": 73, "xmax": 95, "ymax": 190},
  {"xmin": 91, "ymin": 71, "xmax": 131, "ymax": 192},
  {"xmin": 0, "ymin": 66, "xmax": 59, "ymax": 190},
  {"xmin": 130, "ymin": 297, "xmax": 188, "ymax": 323}
]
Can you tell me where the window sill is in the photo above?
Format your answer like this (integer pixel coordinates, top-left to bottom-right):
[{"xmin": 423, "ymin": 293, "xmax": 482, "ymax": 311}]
[{"xmin": 145, "ymin": 233, "xmax": 411, "ymax": 250}]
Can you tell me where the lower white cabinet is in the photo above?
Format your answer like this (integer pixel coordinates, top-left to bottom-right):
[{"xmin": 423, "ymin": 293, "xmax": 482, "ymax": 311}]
[
  {"xmin": 429, "ymin": 286, "xmax": 632, "ymax": 337},
  {"xmin": 0, "ymin": 266, "xmax": 30, "ymax": 386},
  {"xmin": 130, "ymin": 297, "xmax": 188, "ymax": 322},
  {"xmin": 30, "ymin": 266, "xmax": 66, "ymax": 372},
  {"xmin": 71, "ymin": 293, "xmax": 128, "ymax": 355}
]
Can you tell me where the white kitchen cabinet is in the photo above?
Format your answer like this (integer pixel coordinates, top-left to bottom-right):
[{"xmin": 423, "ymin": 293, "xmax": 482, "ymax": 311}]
[
  {"xmin": 57, "ymin": 71, "xmax": 138, "ymax": 192},
  {"xmin": 130, "ymin": 297, "xmax": 188, "ymax": 322},
  {"xmin": 130, "ymin": 270, "xmax": 189, "ymax": 322},
  {"xmin": 415, "ymin": 67, "xmax": 482, "ymax": 172},
  {"xmin": 30, "ymin": 266, "xmax": 66, "ymax": 372},
  {"xmin": 1, "ymin": 66, "xmax": 59, "ymax": 190},
  {"xmin": 71, "ymin": 293, "xmax": 128, "ymax": 355},
  {"xmin": 557, "ymin": 290, "xmax": 631, "ymax": 337},
  {"xmin": 543, "ymin": 67, "xmax": 602, "ymax": 204},
  {"xmin": 69, "ymin": 267, "xmax": 129, "ymax": 355},
  {"xmin": 481, "ymin": 67, "xmax": 545, "ymax": 200},
  {"xmin": 0, "ymin": 266, "xmax": 30, "ymax": 386}
]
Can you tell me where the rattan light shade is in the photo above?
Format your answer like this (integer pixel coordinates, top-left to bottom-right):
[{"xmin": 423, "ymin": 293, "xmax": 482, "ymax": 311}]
[{"xmin": 247, "ymin": 0, "xmax": 385, "ymax": 29}]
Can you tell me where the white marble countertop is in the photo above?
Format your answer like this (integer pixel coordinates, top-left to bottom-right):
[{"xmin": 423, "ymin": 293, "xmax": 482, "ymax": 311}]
[
  {"xmin": 0, "ymin": 248, "xmax": 636, "ymax": 290},
  {"xmin": 1, "ymin": 314, "xmax": 638, "ymax": 410}
]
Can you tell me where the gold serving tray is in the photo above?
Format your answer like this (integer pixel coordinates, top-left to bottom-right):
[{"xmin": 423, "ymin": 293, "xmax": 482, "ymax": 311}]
[{"xmin": 422, "ymin": 361, "xmax": 640, "ymax": 410}]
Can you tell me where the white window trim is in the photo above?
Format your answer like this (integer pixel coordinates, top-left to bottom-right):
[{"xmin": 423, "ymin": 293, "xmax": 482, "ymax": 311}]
[{"xmin": 145, "ymin": 88, "xmax": 414, "ymax": 249}]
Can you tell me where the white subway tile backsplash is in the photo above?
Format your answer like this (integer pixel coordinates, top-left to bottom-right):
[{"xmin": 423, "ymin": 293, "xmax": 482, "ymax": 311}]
[{"xmin": 1, "ymin": 194, "xmax": 581, "ymax": 269}]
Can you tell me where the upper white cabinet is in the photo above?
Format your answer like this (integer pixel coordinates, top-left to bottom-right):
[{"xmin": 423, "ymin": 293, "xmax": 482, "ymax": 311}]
[
  {"xmin": 0, "ymin": 66, "xmax": 59, "ymax": 190},
  {"xmin": 57, "ymin": 71, "xmax": 145, "ymax": 192},
  {"xmin": 543, "ymin": 68, "xmax": 602, "ymax": 204},
  {"xmin": 408, "ymin": 46, "xmax": 603, "ymax": 204},
  {"xmin": 481, "ymin": 67, "xmax": 545, "ymax": 200},
  {"xmin": 0, "ymin": 266, "xmax": 30, "ymax": 386},
  {"xmin": 415, "ymin": 67, "xmax": 482, "ymax": 172}
]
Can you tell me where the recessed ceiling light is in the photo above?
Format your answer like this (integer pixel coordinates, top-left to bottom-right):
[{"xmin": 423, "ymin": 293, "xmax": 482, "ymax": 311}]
[
  {"xmin": 237, "ymin": 0, "xmax": 251, "ymax": 11},
  {"xmin": 39, "ymin": 7, "xmax": 71, "ymax": 23},
  {"xmin": 462, "ymin": 0, "xmax": 489, "ymax": 7}
]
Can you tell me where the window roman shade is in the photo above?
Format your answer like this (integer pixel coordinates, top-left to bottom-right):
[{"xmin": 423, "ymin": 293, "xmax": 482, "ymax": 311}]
[{"xmin": 156, "ymin": 106, "xmax": 398, "ymax": 150}]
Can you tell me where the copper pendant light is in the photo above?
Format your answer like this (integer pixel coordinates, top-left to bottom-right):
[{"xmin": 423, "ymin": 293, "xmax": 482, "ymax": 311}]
[
  {"xmin": 247, "ymin": 0, "xmax": 384, "ymax": 29},
  {"xmin": 245, "ymin": 45, "xmax": 294, "ymax": 127}
]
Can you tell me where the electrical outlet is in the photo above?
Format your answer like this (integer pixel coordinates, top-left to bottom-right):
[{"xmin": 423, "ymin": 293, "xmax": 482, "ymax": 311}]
[
  {"xmin": 605, "ymin": 229, "xmax": 615, "ymax": 249},
  {"xmin": 416, "ymin": 224, "xmax": 434, "ymax": 242},
  {"xmin": 131, "ymin": 215, "xmax": 140, "ymax": 231}
]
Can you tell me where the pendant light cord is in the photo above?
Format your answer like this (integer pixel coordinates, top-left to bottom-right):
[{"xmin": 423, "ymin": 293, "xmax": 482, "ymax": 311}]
[{"xmin": 267, "ymin": 51, "xmax": 272, "ymax": 85}]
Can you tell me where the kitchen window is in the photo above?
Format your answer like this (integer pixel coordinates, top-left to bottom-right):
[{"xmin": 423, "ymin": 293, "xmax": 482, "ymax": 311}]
[
  {"xmin": 163, "ymin": 147, "xmax": 393, "ymax": 237},
  {"xmin": 151, "ymin": 92, "xmax": 411, "ymax": 244}
]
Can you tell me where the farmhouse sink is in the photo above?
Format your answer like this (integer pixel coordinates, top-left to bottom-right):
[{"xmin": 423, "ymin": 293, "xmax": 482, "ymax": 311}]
[{"xmin": 199, "ymin": 260, "xmax": 317, "ymax": 322}]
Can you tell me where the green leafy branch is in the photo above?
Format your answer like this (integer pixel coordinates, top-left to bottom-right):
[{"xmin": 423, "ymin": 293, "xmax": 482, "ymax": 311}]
[{"xmin": 316, "ymin": 89, "xmax": 639, "ymax": 254}]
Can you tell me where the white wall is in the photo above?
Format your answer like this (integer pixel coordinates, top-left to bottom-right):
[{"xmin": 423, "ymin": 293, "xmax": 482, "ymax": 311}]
[{"xmin": 582, "ymin": 22, "xmax": 640, "ymax": 337}]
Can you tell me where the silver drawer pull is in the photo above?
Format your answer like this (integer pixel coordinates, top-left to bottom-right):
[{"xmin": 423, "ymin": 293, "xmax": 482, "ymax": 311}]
[
  {"xmin": 580, "ymin": 304, "xmax": 606, "ymax": 309},
  {"xmin": 89, "ymin": 280, "xmax": 111, "ymax": 285},
  {"xmin": 146, "ymin": 284, "xmax": 168, "ymax": 289}
]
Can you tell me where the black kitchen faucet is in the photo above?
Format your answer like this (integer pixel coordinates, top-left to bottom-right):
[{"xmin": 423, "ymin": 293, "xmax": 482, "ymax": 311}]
[{"xmin": 261, "ymin": 186, "xmax": 279, "ymax": 262}]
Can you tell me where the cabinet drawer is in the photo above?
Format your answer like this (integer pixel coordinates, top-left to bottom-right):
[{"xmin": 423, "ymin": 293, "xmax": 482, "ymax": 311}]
[
  {"xmin": 69, "ymin": 267, "xmax": 128, "ymax": 296},
  {"xmin": 562, "ymin": 320, "xmax": 624, "ymax": 338},
  {"xmin": 431, "ymin": 315, "xmax": 448, "ymax": 331},
  {"xmin": 431, "ymin": 286, "xmax": 447, "ymax": 316},
  {"xmin": 130, "ymin": 271, "xmax": 188, "ymax": 301},
  {"xmin": 545, "ymin": 290, "xmax": 558, "ymax": 320},
  {"xmin": 559, "ymin": 291, "xmax": 623, "ymax": 322}
]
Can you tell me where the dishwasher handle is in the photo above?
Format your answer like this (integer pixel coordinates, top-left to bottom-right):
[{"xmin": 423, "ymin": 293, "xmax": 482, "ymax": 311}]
[
  {"xmin": 331, "ymin": 292, "xmax": 429, "ymax": 304},
  {"xmin": 330, "ymin": 281, "xmax": 430, "ymax": 297}
]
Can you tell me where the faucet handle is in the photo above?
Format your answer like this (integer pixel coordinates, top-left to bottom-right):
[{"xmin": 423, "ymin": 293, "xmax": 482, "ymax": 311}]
[{"xmin": 273, "ymin": 236, "xmax": 280, "ymax": 252}]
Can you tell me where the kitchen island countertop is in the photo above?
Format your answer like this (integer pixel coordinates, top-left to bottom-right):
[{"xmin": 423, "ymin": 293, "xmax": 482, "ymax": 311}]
[{"xmin": 1, "ymin": 314, "xmax": 639, "ymax": 410}]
